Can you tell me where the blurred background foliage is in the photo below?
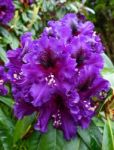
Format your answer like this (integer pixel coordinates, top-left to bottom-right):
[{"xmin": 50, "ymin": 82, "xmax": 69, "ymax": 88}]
[
  {"xmin": 0, "ymin": 0, "xmax": 114, "ymax": 150},
  {"xmin": 86, "ymin": 0, "xmax": 114, "ymax": 63}
]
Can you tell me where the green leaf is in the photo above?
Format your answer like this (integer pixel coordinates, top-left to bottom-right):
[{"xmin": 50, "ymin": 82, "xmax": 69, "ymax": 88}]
[
  {"xmin": 0, "ymin": 46, "xmax": 8, "ymax": 63},
  {"xmin": 0, "ymin": 96, "xmax": 14, "ymax": 108},
  {"xmin": 37, "ymin": 124, "xmax": 64, "ymax": 150},
  {"xmin": 25, "ymin": 131, "xmax": 41, "ymax": 150},
  {"xmin": 102, "ymin": 53, "xmax": 114, "ymax": 69},
  {"xmin": 102, "ymin": 69, "xmax": 114, "ymax": 88},
  {"xmin": 69, "ymin": 4, "xmax": 78, "ymax": 12},
  {"xmin": 13, "ymin": 114, "xmax": 35, "ymax": 143},
  {"xmin": 22, "ymin": 12, "xmax": 30, "ymax": 23},
  {"xmin": 77, "ymin": 128, "xmax": 91, "ymax": 149},
  {"xmin": 0, "ymin": 26, "xmax": 19, "ymax": 49},
  {"xmin": 37, "ymin": 123, "xmax": 89, "ymax": 150},
  {"xmin": 77, "ymin": 121, "xmax": 102, "ymax": 150},
  {"xmin": 102, "ymin": 54, "xmax": 114, "ymax": 88},
  {"xmin": 64, "ymin": 137, "xmax": 89, "ymax": 150},
  {"xmin": 10, "ymin": 33, "xmax": 19, "ymax": 49},
  {"xmin": 0, "ymin": 109, "xmax": 14, "ymax": 150},
  {"xmin": 78, "ymin": 140, "xmax": 88, "ymax": 150},
  {"xmin": 92, "ymin": 116, "xmax": 104, "ymax": 127},
  {"xmin": 32, "ymin": 121, "xmax": 103, "ymax": 150},
  {"xmin": 102, "ymin": 117, "xmax": 114, "ymax": 150},
  {"xmin": 0, "ymin": 27, "xmax": 13, "ymax": 44},
  {"xmin": 0, "ymin": 123, "xmax": 13, "ymax": 150},
  {"xmin": 0, "ymin": 109, "xmax": 14, "ymax": 133},
  {"xmin": 85, "ymin": 7, "xmax": 95, "ymax": 14}
]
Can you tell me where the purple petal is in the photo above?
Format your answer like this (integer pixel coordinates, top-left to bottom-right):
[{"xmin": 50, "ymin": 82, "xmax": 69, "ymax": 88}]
[
  {"xmin": 30, "ymin": 83, "xmax": 54, "ymax": 106},
  {"xmin": 61, "ymin": 109, "xmax": 77, "ymax": 140},
  {"xmin": 14, "ymin": 101, "xmax": 37, "ymax": 119},
  {"xmin": 35, "ymin": 105, "xmax": 52, "ymax": 132}
]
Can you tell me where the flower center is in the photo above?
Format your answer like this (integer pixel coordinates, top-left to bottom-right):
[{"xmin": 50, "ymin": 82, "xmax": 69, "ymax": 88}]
[
  {"xmin": 45, "ymin": 74, "xmax": 56, "ymax": 86},
  {"xmin": 76, "ymin": 49, "xmax": 87, "ymax": 67},
  {"xmin": 52, "ymin": 110, "xmax": 62, "ymax": 128},
  {"xmin": 71, "ymin": 22, "xmax": 79, "ymax": 36},
  {"xmin": 40, "ymin": 50, "xmax": 56, "ymax": 68},
  {"xmin": 77, "ymin": 55, "xmax": 85, "ymax": 66},
  {"xmin": 13, "ymin": 72, "xmax": 23, "ymax": 80}
]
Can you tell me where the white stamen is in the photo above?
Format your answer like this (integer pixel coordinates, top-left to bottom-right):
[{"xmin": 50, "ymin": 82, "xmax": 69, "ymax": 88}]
[
  {"xmin": 13, "ymin": 74, "xmax": 18, "ymax": 79},
  {"xmin": 13, "ymin": 72, "xmax": 23, "ymax": 80},
  {"xmin": 52, "ymin": 110, "xmax": 62, "ymax": 127},
  {"xmin": 52, "ymin": 114, "xmax": 56, "ymax": 118},
  {"xmin": 85, "ymin": 104, "xmax": 89, "ymax": 108},
  {"xmin": 73, "ymin": 99, "xmax": 79, "ymax": 104},
  {"xmin": 0, "ymin": 79, "xmax": 4, "ymax": 85},
  {"xmin": 88, "ymin": 106, "xmax": 96, "ymax": 111},
  {"xmin": 45, "ymin": 74, "xmax": 56, "ymax": 86},
  {"xmin": 99, "ymin": 91, "xmax": 107, "ymax": 98}
]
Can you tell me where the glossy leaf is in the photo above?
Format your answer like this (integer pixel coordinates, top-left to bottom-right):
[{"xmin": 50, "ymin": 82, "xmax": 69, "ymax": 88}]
[
  {"xmin": 0, "ymin": 96, "xmax": 14, "ymax": 108},
  {"xmin": 102, "ymin": 53, "xmax": 114, "ymax": 88},
  {"xmin": 0, "ymin": 46, "xmax": 8, "ymax": 63},
  {"xmin": 36, "ymin": 122, "xmax": 102, "ymax": 150},
  {"xmin": 0, "ymin": 109, "xmax": 14, "ymax": 132},
  {"xmin": 77, "ymin": 121, "xmax": 102, "ymax": 150},
  {"xmin": 102, "ymin": 53, "xmax": 114, "ymax": 69},
  {"xmin": 102, "ymin": 117, "xmax": 114, "ymax": 150},
  {"xmin": 25, "ymin": 132, "xmax": 41, "ymax": 150},
  {"xmin": 0, "ymin": 109, "xmax": 14, "ymax": 150},
  {"xmin": 37, "ymin": 123, "xmax": 82, "ymax": 150},
  {"xmin": 13, "ymin": 114, "xmax": 35, "ymax": 143},
  {"xmin": 0, "ymin": 123, "xmax": 13, "ymax": 150}
]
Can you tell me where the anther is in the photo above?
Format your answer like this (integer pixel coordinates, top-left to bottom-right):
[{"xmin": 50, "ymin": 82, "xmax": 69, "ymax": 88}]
[{"xmin": 0, "ymin": 79, "xmax": 4, "ymax": 85}]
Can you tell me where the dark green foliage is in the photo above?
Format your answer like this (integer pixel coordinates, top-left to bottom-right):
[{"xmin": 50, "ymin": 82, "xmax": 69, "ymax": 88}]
[{"xmin": 86, "ymin": 0, "xmax": 114, "ymax": 63}]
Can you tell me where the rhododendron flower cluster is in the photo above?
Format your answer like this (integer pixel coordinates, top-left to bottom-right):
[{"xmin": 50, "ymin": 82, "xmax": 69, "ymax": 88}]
[
  {"xmin": 6, "ymin": 14, "xmax": 109, "ymax": 140},
  {"xmin": 0, "ymin": 0, "xmax": 15, "ymax": 24}
]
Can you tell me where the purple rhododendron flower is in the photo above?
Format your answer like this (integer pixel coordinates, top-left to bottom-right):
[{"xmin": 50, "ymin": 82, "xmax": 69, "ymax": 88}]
[
  {"xmin": 6, "ymin": 13, "xmax": 110, "ymax": 140},
  {"xmin": 0, "ymin": 66, "xmax": 8, "ymax": 95},
  {"xmin": 0, "ymin": 0, "xmax": 15, "ymax": 24}
]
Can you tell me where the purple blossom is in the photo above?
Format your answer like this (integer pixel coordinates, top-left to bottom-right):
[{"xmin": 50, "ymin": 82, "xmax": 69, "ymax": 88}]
[
  {"xmin": 0, "ymin": 66, "xmax": 8, "ymax": 95},
  {"xmin": 70, "ymin": 35, "xmax": 104, "ymax": 69},
  {"xmin": 45, "ymin": 13, "xmax": 104, "ymax": 53},
  {"xmin": 6, "ymin": 14, "xmax": 110, "ymax": 140},
  {"xmin": 0, "ymin": 0, "xmax": 15, "ymax": 24}
]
